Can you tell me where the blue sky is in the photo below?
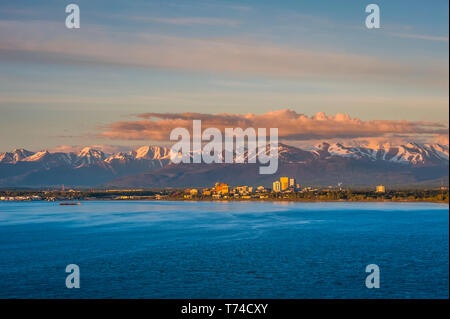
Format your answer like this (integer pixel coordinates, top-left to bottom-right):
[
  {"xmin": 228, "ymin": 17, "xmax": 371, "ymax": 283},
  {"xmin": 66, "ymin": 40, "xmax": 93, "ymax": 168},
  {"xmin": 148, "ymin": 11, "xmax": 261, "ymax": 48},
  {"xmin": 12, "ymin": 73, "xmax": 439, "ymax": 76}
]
[{"xmin": 0, "ymin": 0, "xmax": 448, "ymax": 151}]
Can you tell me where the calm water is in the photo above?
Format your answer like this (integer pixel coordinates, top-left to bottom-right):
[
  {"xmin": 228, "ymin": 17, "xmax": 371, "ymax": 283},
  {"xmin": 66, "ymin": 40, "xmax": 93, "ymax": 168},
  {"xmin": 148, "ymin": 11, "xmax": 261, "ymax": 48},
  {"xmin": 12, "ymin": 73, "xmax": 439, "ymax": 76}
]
[{"xmin": 0, "ymin": 201, "xmax": 448, "ymax": 299}]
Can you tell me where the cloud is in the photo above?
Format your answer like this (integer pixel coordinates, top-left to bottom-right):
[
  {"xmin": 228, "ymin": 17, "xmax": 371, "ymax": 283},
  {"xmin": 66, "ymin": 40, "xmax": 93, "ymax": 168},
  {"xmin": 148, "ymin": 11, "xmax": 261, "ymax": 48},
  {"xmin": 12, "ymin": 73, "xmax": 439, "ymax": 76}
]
[
  {"xmin": 99, "ymin": 109, "xmax": 448, "ymax": 142},
  {"xmin": 388, "ymin": 32, "xmax": 449, "ymax": 42},
  {"xmin": 0, "ymin": 20, "xmax": 447, "ymax": 88},
  {"xmin": 132, "ymin": 16, "xmax": 240, "ymax": 27},
  {"xmin": 49, "ymin": 145, "xmax": 84, "ymax": 153},
  {"xmin": 434, "ymin": 134, "xmax": 450, "ymax": 145},
  {"xmin": 50, "ymin": 144, "xmax": 131, "ymax": 154}
]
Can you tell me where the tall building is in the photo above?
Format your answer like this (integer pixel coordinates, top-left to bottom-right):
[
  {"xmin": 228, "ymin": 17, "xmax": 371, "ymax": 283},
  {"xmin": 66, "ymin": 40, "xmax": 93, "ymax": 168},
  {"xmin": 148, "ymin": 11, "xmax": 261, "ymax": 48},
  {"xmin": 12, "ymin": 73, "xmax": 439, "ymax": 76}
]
[
  {"xmin": 289, "ymin": 178, "xmax": 296, "ymax": 188},
  {"xmin": 280, "ymin": 177, "xmax": 289, "ymax": 191},
  {"xmin": 213, "ymin": 182, "xmax": 229, "ymax": 194},
  {"xmin": 376, "ymin": 185, "xmax": 386, "ymax": 193},
  {"xmin": 273, "ymin": 181, "xmax": 281, "ymax": 192}
]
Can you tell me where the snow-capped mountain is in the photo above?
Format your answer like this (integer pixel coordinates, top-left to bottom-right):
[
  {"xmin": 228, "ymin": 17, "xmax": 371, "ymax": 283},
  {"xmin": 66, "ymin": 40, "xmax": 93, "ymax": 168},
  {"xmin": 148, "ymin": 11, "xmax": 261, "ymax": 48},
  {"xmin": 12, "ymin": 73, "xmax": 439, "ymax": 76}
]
[
  {"xmin": 0, "ymin": 148, "xmax": 35, "ymax": 163},
  {"xmin": 0, "ymin": 145, "xmax": 171, "ymax": 165},
  {"xmin": 73, "ymin": 147, "xmax": 108, "ymax": 167},
  {"xmin": 104, "ymin": 152, "xmax": 136, "ymax": 164},
  {"xmin": 0, "ymin": 142, "xmax": 448, "ymax": 187},
  {"xmin": 313, "ymin": 142, "xmax": 449, "ymax": 165},
  {"xmin": 134, "ymin": 145, "xmax": 171, "ymax": 160}
]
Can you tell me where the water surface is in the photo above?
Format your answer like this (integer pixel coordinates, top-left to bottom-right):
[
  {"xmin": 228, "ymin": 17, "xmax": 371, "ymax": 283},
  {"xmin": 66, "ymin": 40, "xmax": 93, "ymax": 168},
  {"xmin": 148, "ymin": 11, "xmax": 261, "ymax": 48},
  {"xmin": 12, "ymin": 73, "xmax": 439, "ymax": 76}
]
[{"xmin": 0, "ymin": 201, "xmax": 448, "ymax": 298}]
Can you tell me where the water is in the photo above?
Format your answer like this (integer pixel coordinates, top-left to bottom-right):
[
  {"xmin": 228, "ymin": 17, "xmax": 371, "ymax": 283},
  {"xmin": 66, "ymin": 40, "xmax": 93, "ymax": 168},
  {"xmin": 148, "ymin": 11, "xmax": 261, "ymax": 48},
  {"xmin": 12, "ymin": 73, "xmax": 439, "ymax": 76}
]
[{"xmin": 0, "ymin": 201, "xmax": 448, "ymax": 299}]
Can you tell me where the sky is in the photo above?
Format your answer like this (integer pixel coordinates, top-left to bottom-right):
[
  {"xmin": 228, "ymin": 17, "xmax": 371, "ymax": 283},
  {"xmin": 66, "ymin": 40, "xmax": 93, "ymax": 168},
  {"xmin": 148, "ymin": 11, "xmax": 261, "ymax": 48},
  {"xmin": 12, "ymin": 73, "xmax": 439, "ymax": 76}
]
[{"xmin": 0, "ymin": 0, "xmax": 448, "ymax": 152}]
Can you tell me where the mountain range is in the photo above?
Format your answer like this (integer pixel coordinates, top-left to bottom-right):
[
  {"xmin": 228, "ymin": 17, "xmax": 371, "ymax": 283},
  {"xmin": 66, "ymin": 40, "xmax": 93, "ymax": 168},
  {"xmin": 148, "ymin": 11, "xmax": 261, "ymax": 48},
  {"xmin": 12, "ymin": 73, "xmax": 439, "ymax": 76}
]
[{"xmin": 0, "ymin": 143, "xmax": 448, "ymax": 188}]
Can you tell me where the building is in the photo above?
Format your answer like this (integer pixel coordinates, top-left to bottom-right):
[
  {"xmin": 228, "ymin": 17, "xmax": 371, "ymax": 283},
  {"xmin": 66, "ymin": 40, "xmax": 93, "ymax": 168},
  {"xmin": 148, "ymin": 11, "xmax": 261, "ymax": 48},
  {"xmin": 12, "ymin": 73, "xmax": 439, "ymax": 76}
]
[
  {"xmin": 289, "ymin": 178, "xmax": 296, "ymax": 188},
  {"xmin": 235, "ymin": 186, "xmax": 248, "ymax": 194},
  {"xmin": 280, "ymin": 177, "xmax": 289, "ymax": 191},
  {"xmin": 212, "ymin": 182, "xmax": 229, "ymax": 194},
  {"xmin": 273, "ymin": 181, "xmax": 281, "ymax": 192},
  {"xmin": 376, "ymin": 185, "xmax": 386, "ymax": 193}
]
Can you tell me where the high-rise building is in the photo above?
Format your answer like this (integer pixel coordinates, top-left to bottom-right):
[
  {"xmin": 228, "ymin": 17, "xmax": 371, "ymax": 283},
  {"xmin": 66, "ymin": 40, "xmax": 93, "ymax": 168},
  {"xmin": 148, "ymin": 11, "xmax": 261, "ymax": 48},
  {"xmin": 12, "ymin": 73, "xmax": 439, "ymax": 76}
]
[
  {"xmin": 273, "ymin": 181, "xmax": 281, "ymax": 192},
  {"xmin": 376, "ymin": 185, "xmax": 386, "ymax": 193},
  {"xmin": 280, "ymin": 177, "xmax": 289, "ymax": 191},
  {"xmin": 289, "ymin": 178, "xmax": 296, "ymax": 188},
  {"xmin": 213, "ymin": 182, "xmax": 229, "ymax": 194}
]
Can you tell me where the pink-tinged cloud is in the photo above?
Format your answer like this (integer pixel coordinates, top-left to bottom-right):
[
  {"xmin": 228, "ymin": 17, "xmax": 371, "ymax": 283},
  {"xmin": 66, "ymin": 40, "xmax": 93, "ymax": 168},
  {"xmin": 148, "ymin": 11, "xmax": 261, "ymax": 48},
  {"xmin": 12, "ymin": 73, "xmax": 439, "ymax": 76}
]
[
  {"xmin": 0, "ymin": 20, "xmax": 447, "ymax": 89},
  {"xmin": 50, "ymin": 144, "xmax": 131, "ymax": 154},
  {"xmin": 99, "ymin": 109, "xmax": 448, "ymax": 142},
  {"xmin": 134, "ymin": 16, "xmax": 240, "ymax": 27},
  {"xmin": 388, "ymin": 32, "xmax": 449, "ymax": 42},
  {"xmin": 434, "ymin": 134, "xmax": 450, "ymax": 146}
]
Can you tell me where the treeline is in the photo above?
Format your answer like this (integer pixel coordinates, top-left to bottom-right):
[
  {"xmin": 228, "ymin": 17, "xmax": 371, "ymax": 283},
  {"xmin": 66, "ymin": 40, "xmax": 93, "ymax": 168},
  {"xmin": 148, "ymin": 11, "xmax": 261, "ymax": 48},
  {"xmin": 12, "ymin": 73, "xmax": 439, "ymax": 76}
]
[
  {"xmin": 268, "ymin": 190, "xmax": 449, "ymax": 202},
  {"xmin": 0, "ymin": 189, "xmax": 448, "ymax": 203},
  {"xmin": 0, "ymin": 190, "xmax": 158, "ymax": 199}
]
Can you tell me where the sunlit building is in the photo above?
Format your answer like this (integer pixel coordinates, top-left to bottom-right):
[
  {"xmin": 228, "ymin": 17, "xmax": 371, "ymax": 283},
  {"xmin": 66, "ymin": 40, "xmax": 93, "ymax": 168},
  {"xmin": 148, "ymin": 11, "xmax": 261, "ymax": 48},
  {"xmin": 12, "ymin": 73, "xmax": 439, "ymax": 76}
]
[
  {"xmin": 213, "ymin": 182, "xmax": 229, "ymax": 194},
  {"xmin": 235, "ymin": 186, "xmax": 248, "ymax": 194},
  {"xmin": 376, "ymin": 185, "xmax": 386, "ymax": 193},
  {"xmin": 289, "ymin": 178, "xmax": 296, "ymax": 188},
  {"xmin": 280, "ymin": 177, "xmax": 289, "ymax": 191},
  {"xmin": 273, "ymin": 181, "xmax": 281, "ymax": 192}
]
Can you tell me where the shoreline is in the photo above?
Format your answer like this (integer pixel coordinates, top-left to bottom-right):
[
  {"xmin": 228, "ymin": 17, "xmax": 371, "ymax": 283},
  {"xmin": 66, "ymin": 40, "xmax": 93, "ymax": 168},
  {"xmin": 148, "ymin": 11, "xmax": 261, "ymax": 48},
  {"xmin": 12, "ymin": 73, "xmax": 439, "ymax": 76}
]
[
  {"xmin": 2, "ymin": 198, "xmax": 448, "ymax": 204},
  {"xmin": 100, "ymin": 198, "xmax": 450, "ymax": 204}
]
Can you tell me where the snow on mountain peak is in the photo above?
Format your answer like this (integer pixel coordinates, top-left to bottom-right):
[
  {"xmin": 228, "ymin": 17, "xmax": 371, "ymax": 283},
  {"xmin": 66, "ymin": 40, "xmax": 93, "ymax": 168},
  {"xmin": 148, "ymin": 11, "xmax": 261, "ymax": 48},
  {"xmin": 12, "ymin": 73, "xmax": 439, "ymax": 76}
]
[
  {"xmin": 105, "ymin": 152, "xmax": 135, "ymax": 163},
  {"xmin": 22, "ymin": 150, "xmax": 50, "ymax": 162},
  {"xmin": 74, "ymin": 147, "xmax": 108, "ymax": 167},
  {"xmin": 1, "ymin": 143, "xmax": 448, "ymax": 168},
  {"xmin": 0, "ymin": 152, "xmax": 14, "ymax": 163},
  {"xmin": 135, "ymin": 146, "xmax": 170, "ymax": 160},
  {"xmin": 12, "ymin": 148, "xmax": 35, "ymax": 161},
  {"xmin": 78, "ymin": 147, "xmax": 106, "ymax": 159},
  {"xmin": 309, "ymin": 141, "xmax": 449, "ymax": 165}
]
